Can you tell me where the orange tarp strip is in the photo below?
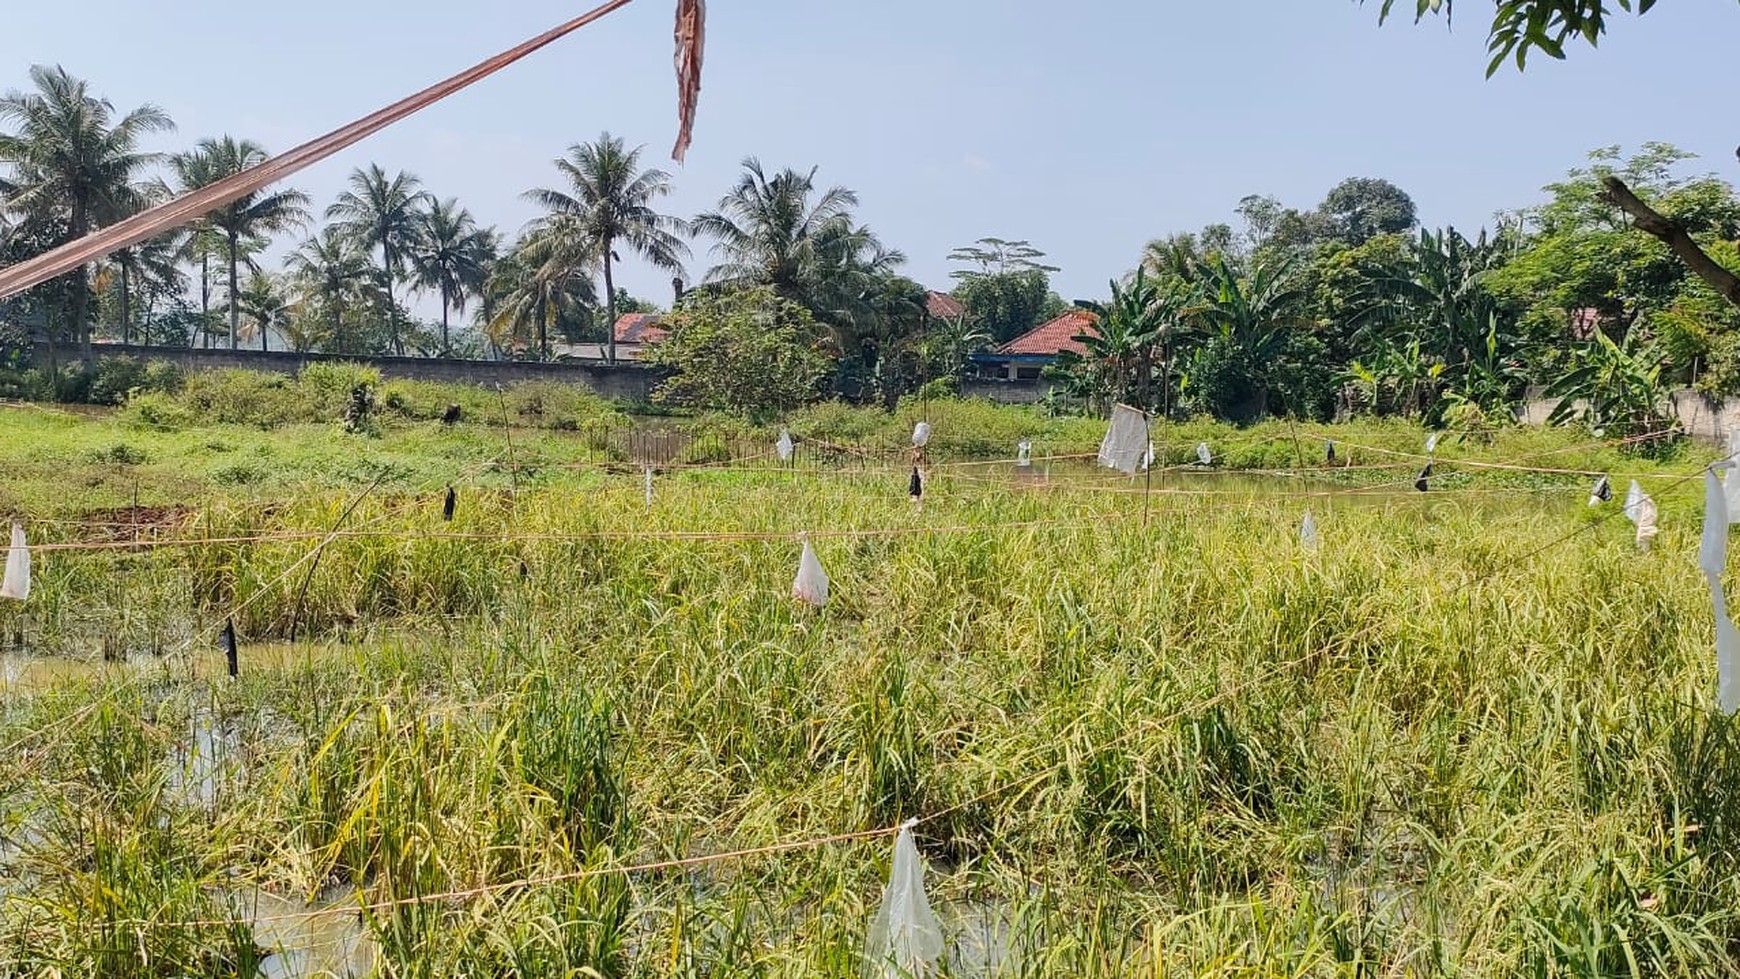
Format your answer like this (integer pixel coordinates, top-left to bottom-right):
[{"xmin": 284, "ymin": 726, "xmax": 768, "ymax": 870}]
[{"xmin": 0, "ymin": 0, "xmax": 639, "ymax": 302}]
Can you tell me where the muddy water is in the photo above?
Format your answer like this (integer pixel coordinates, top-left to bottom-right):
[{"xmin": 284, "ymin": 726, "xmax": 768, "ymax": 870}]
[{"xmin": 235, "ymin": 888, "xmax": 378, "ymax": 979}]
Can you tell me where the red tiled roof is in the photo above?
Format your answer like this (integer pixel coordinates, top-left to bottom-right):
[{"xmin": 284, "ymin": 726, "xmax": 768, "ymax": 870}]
[
  {"xmin": 925, "ymin": 290, "xmax": 966, "ymax": 319},
  {"xmin": 613, "ymin": 313, "xmax": 668, "ymax": 344},
  {"xmin": 997, "ymin": 310, "xmax": 1099, "ymax": 357}
]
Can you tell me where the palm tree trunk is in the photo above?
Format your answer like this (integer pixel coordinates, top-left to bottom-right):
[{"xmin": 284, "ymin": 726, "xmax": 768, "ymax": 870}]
[
  {"xmin": 71, "ymin": 200, "xmax": 92, "ymax": 367},
  {"xmin": 381, "ymin": 237, "xmax": 404, "ymax": 356},
  {"xmin": 537, "ymin": 294, "xmax": 549, "ymax": 362},
  {"xmin": 200, "ymin": 249, "xmax": 211, "ymax": 349},
  {"xmin": 120, "ymin": 261, "xmax": 131, "ymax": 345},
  {"xmin": 227, "ymin": 231, "xmax": 240, "ymax": 350},
  {"xmin": 261, "ymin": 314, "xmax": 270, "ymax": 352},
  {"xmin": 440, "ymin": 284, "xmax": 451, "ymax": 357},
  {"xmin": 603, "ymin": 247, "xmax": 617, "ymax": 364}
]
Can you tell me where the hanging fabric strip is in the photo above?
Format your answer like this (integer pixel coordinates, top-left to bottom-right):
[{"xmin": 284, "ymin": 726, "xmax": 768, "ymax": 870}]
[
  {"xmin": 0, "ymin": 0, "xmax": 658, "ymax": 302},
  {"xmin": 672, "ymin": 0, "xmax": 706, "ymax": 162}
]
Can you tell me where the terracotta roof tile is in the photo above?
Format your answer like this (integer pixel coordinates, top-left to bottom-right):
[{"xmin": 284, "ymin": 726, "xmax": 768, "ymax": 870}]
[
  {"xmin": 613, "ymin": 313, "xmax": 668, "ymax": 344},
  {"xmin": 925, "ymin": 290, "xmax": 966, "ymax": 319},
  {"xmin": 997, "ymin": 310, "xmax": 1099, "ymax": 357}
]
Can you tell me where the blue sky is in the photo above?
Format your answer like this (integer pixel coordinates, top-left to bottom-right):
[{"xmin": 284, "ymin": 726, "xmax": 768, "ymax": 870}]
[{"xmin": 4, "ymin": 0, "xmax": 1739, "ymax": 312}]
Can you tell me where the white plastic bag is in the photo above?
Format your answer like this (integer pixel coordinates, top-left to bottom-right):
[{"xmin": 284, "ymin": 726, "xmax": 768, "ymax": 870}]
[
  {"xmin": 863, "ymin": 823, "xmax": 942, "ymax": 979},
  {"xmin": 1623, "ymin": 481, "xmax": 1645, "ymax": 525},
  {"xmin": 1143, "ymin": 442, "xmax": 1155, "ymax": 471},
  {"xmin": 1635, "ymin": 493, "xmax": 1659, "ymax": 551},
  {"xmin": 777, "ymin": 428, "xmax": 795, "ymax": 463},
  {"xmin": 1300, "ymin": 511, "xmax": 1319, "ymax": 552},
  {"xmin": 1703, "ymin": 470, "xmax": 1730, "ymax": 580},
  {"xmin": 0, "ymin": 524, "xmax": 27, "ymax": 601},
  {"xmin": 1425, "ymin": 432, "xmax": 1441, "ymax": 455},
  {"xmin": 1588, "ymin": 475, "xmax": 1612, "ymax": 507},
  {"xmin": 792, "ymin": 539, "xmax": 829, "ymax": 608},
  {"xmin": 1016, "ymin": 439, "xmax": 1032, "ymax": 467},
  {"xmin": 911, "ymin": 422, "xmax": 931, "ymax": 449},
  {"xmin": 1097, "ymin": 405, "xmax": 1148, "ymax": 475},
  {"xmin": 1718, "ymin": 594, "xmax": 1740, "ymax": 714},
  {"xmin": 1196, "ymin": 442, "xmax": 1212, "ymax": 466}
]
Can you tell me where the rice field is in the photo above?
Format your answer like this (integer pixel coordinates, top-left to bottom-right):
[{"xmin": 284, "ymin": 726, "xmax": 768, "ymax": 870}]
[{"xmin": 2, "ymin": 400, "xmax": 1738, "ymax": 978}]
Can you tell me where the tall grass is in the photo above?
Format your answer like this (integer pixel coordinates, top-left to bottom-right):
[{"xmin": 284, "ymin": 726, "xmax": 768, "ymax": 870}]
[{"xmin": 1, "ymin": 413, "xmax": 1737, "ymax": 976}]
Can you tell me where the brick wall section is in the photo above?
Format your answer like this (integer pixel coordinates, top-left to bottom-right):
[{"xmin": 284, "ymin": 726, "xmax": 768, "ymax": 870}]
[{"xmin": 43, "ymin": 343, "xmax": 664, "ymax": 402}]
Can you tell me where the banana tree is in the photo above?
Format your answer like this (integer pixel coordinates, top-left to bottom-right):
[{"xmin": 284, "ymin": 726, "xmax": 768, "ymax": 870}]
[{"xmin": 1545, "ymin": 324, "xmax": 1675, "ymax": 438}]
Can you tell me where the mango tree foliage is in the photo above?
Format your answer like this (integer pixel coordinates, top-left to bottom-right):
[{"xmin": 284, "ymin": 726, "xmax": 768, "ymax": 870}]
[
  {"xmin": 1489, "ymin": 145, "xmax": 1740, "ymax": 340},
  {"xmin": 645, "ymin": 286, "xmax": 833, "ymax": 417},
  {"xmin": 1370, "ymin": 0, "xmax": 1680, "ymax": 75}
]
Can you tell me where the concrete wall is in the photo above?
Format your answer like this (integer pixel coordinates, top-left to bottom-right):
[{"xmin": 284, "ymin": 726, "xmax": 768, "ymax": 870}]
[
  {"xmin": 1517, "ymin": 385, "xmax": 1738, "ymax": 442},
  {"xmin": 46, "ymin": 343, "xmax": 663, "ymax": 402},
  {"xmin": 960, "ymin": 377, "xmax": 1051, "ymax": 404}
]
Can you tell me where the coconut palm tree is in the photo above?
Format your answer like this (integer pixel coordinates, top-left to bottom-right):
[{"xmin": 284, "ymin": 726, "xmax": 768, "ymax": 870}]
[
  {"xmin": 691, "ymin": 158, "xmax": 859, "ymax": 303},
  {"xmin": 169, "ymin": 145, "xmax": 224, "ymax": 347},
  {"xmin": 326, "ymin": 164, "xmax": 430, "ymax": 355},
  {"xmin": 108, "ymin": 231, "xmax": 185, "ymax": 345},
  {"xmin": 0, "ymin": 65, "xmax": 173, "ymax": 364},
  {"xmin": 285, "ymin": 228, "xmax": 373, "ymax": 349},
  {"xmin": 189, "ymin": 137, "xmax": 309, "ymax": 350},
  {"xmin": 483, "ymin": 230, "xmax": 598, "ymax": 361},
  {"xmin": 235, "ymin": 271, "xmax": 291, "ymax": 351},
  {"xmin": 524, "ymin": 133, "xmax": 688, "ymax": 363},
  {"xmin": 409, "ymin": 198, "xmax": 497, "ymax": 356}
]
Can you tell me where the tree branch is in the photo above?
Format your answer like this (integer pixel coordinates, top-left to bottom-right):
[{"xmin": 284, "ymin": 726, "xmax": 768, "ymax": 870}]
[{"xmin": 1602, "ymin": 175, "xmax": 1740, "ymax": 309}]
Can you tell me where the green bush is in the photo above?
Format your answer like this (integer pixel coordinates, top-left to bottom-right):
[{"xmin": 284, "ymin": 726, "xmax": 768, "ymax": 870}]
[
  {"xmin": 88, "ymin": 357, "xmax": 150, "ymax": 406},
  {"xmin": 88, "ymin": 442, "xmax": 148, "ymax": 465},
  {"xmin": 0, "ymin": 368, "xmax": 50, "ymax": 401},
  {"xmin": 141, "ymin": 360, "xmax": 185, "ymax": 395},
  {"xmin": 180, "ymin": 369, "xmax": 304, "ymax": 427},
  {"xmin": 503, "ymin": 380, "xmax": 619, "ymax": 429},
  {"xmin": 299, "ymin": 362, "xmax": 383, "ymax": 418},
  {"xmin": 120, "ymin": 390, "xmax": 196, "ymax": 431}
]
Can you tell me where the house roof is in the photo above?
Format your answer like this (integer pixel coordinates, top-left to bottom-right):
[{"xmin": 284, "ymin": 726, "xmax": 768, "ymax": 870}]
[
  {"xmin": 613, "ymin": 313, "xmax": 669, "ymax": 344},
  {"xmin": 997, "ymin": 310, "xmax": 1099, "ymax": 358},
  {"xmin": 925, "ymin": 290, "xmax": 966, "ymax": 319}
]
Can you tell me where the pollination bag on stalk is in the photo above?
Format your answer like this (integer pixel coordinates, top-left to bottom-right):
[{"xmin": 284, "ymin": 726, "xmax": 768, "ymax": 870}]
[
  {"xmin": 645, "ymin": 467, "xmax": 655, "ymax": 508},
  {"xmin": 1196, "ymin": 442, "xmax": 1213, "ymax": 466},
  {"xmin": 792, "ymin": 540, "xmax": 829, "ymax": 608},
  {"xmin": 1724, "ymin": 432, "xmax": 1740, "ymax": 522},
  {"xmin": 911, "ymin": 422, "xmax": 931, "ymax": 448},
  {"xmin": 863, "ymin": 824, "xmax": 942, "ymax": 979},
  {"xmin": 1624, "ymin": 481, "xmax": 1645, "ymax": 524},
  {"xmin": 1143, "ymin": 442, "xmax": 1155, "ymax": 471},
  {"xmin": 1425, "ymin": 432, "xmax": 1441, "ymax": 455},
  {"xmin": 777, "ymin": 428, "xmax": 795, "ymax": 463},
  {"xmin": 1016, "ymin": 439, "xmax": 1032, "ymax": 467},
  {"xmin": 1703, "ymin": 470, "xmax": 1730, "ymax": 580},
  {"xmin": 0, "ymin": 523, "xmax": 27, "ymax": 601},
  {"xmin": 1710, "ymin": 575, "xmax": 1740, "ymax": 714},
  {"xmin": 1635, "ymin": 493, "xmax": 1659, "ymax": 550},
  {"xmin": 1326, "ymin": 439, "xmax": 1336, "ymax": 464},
  {"xmin": 1718, "ymin": 599, "xmax": 1740, "ymax": 714},
  {"xmin": 1589, "ymin": 475, "xmax": 1612, "ymax": 507},
  {"xmin": 1300, "ymin": 511, "xmax": 1319, "ymax": 552},
  {"xmin": 1414, "ymin": 463, "xmax": 1432, "ymax": 493},
  {"xmin": 909, "ymin": 467, "xmax": 923, "ymax": 501},
  {"xmin": 1097, "ymin": 404, "xmax": 1148, "ymax": 475},
  {"xmin": 442, "ymin": 486, "xmax": 457, "ymax": 522}
]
